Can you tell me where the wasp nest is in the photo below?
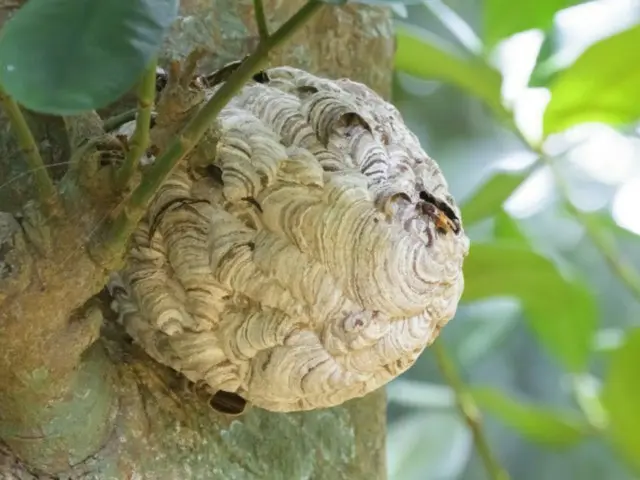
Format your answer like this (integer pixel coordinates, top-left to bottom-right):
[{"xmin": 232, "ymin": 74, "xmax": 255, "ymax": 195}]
[{"xmin": 110, "ymin": 66, "xmax": 469, "ymax": 412}]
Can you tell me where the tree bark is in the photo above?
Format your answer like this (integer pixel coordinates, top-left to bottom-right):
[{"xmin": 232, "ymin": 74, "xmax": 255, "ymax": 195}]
[{"xmin": 0, "ymin": 1, "xmax": 394, "ymax": 478}]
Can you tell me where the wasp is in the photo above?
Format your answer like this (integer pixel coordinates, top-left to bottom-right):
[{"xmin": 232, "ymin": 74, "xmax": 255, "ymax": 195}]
[{"xmin": 418, "ymin": 190, "xmax": 461, "ymax": 241}]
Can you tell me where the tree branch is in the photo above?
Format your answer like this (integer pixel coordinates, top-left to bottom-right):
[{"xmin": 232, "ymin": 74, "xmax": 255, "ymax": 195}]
[
  {"xmin": 253, "ymin": 0, "xmax": 270, "ymax": 41},
  {"xmin": 89, "ymin": 0, "xmax": 324, "ymax": 267},
  {"xmin": 0, "ymin": 85, "xmax": 60, "ymax": 214},
  {"xmin": 103, "ymin": 109, "xmax": 138, "ymax": 132},
  {"xmin": 0, "ymin": 2, "xmax": 394, "ymax": 476},
  {"xmin": 114, "ymin": 58, "xmax": 158, "ymax": 190},
  {"xmin": 433, "ymin": 340, "xmax": 511, "ymax": 480}
]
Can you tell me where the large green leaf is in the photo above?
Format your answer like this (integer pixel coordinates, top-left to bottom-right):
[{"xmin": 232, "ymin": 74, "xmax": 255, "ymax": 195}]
[
  {"xmin": 602, "ymin": 328, "xmax": 640, "ymax": 473},
  {"xmin": 0, "ymin": 0, "xmax": 178, "ymax": 114},
  {"xmin": 484, "ymin": 0, "xmax": 577, "ymax": 49},
  {"xmin": 462, "ymin": 243, "xmax": 597, "ymax": 371},
  {"xmin": 472, "ymin": 387, "xmax": 592, "ymax": 446},
  {"xmin": 493, "ymin": 210, "xmax": 530, "ymax": 245},
  {"xmin": 543, "ymin": 24, "xmax": 640, "ymax": 136},
  {"xmin": 395, "ymin": 22, "xmax": 505, "ymax": 117},
  {"xmin": 460, "ymin": 168, "xmax": 533, "ymax": 227}
]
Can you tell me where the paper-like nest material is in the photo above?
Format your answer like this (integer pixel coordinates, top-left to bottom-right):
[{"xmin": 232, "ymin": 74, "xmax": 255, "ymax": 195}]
[{"xmin": 111, "ymin": 67, "xmax": 469, "ymax": 412}]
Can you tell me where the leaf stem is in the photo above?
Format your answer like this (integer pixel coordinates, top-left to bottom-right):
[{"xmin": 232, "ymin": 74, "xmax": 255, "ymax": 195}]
[
  {"xmin": 433, "ymin": 341, "xmax": 511, "ymax": 480},
  {"xmin": 90, "ymin": 0, "xmax": 323, "ymax": 266},
  {"xmin": 0, "ymin": 85, "xmax": 60, "ymax": 214},
  {"xmin": 253, "ymin": 0, "xmax": 270, "ymax": 41},
  {"xmin": 115, "ymin": 58, "xmax": 158, "ymax": 190}
]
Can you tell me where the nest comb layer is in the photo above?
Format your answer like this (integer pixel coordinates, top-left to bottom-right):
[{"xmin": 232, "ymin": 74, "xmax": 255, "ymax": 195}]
[{"xmin": 110, "ymin": 66, "xmax": 470, "ymax": 412}]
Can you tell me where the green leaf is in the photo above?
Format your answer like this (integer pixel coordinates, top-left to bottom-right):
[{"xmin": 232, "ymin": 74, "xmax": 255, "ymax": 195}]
[
  {"xmin": 529, "ymin": 58, "xmax": 563, "ymax": 89},
  {"xmin": 0, "ymin": 0, "xmax": 178, "ymax": 114},
  {"xmin": 602, "ymin": 328, "xmax": 640, "ymax": 473},
  {"xmin": 460, "ymin": 168, "xmax": 533, "ymax": 227},
  {"xmin": 543, "ymin": 24, "xmax": 640, "ymax": 136},
  {"xmin": 472, "ymin": 386, "xmax": 592, "ymax": 446},
  {"xmin": 493, "ymin": 210, "xmax": 529, "ymax": 244},
  {"xmin": 484, "ymin": 0, "xmax": 576, "ymax": 49},
  {"xmin": 528, "ymin": 30, "xmax": 563, "ymax": 88},
  {"xmin": 395, "ymin": 22, "xmax": 505, "ymax": 117},
  {"xmin": 462, "ymin": 243, "xmax": 598, "ymax": 371}
]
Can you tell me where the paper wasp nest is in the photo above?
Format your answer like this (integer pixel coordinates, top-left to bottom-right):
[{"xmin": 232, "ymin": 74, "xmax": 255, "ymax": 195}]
[{"xmin": 110, "ymin": 66, "xmax": 469, "ymax": 412}]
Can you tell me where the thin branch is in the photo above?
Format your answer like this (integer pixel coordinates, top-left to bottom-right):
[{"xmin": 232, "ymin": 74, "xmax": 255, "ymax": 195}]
[
  {"xmin": 253, "ymin": 0, "xmax": 270, "ymax": 41},
  {"xmin": 433, "ymin": 341, "xmax": 511, "ymax": 480},
  {"xmin": 0, "ymin": 85, "xmax": 60, "ymax": 213},
  {"xmin": 90, "ymin": 0, "xmax": 323, "ymax": 266},
  {"xmin": 115, "ymin": 58, "xmax": 158, "ymax": 190},
  {"xmin": 103, "ymin": 109, "xmax": 138, "ymax": 132}
]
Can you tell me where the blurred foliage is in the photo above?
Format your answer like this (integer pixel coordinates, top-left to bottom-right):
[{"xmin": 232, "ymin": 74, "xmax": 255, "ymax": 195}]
[
  {"xmin": 386, "ymin": 0, "xmax": 640, "ymax": 479},
  {"xmin": 462, "ymin": 242, "xmax": 597, "ymax": 372},
  {"xmin": 483, "ymin": 0, "xmax": 580, "ymax": 49},
  {"xmin": 395, "ymin": 22, "xmax": 505, "ymax": 117},
  {"xmin": 471, "ymin": 386, "xmax": 593, "ymax": 447},
  {"xmin": 460, "ymin": 168, "xmax": 533, "ymax": 226}
]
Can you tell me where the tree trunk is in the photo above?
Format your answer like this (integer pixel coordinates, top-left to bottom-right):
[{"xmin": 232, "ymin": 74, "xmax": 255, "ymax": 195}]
[{"xmin": 0, "ymin": 1, "xmax": 394, "ymax": 478}]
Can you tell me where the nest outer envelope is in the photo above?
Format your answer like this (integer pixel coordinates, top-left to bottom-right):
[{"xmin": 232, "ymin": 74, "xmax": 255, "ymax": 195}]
[{"xmin": 110, "ymin": 66, "xmax": 470, "ymax": 412}]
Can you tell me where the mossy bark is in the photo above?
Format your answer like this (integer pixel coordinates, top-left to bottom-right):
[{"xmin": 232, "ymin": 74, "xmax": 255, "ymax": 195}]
[{"xmin": 0, "ymin": 2, "xmax": 394, "ymax": 478}]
